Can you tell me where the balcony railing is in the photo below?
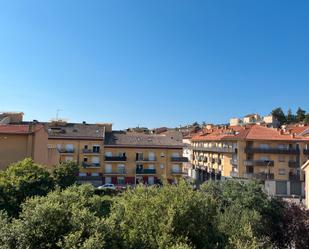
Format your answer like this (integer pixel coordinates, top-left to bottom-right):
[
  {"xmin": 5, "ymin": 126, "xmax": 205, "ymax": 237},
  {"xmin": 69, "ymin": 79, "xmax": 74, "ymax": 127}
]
[
  {"xmin": 77, "ymin": 176, "xmax": 102, "ymax": 181},
  {"xmin": 105, "ymin": 156, "xmax": 127, "ymax": 161},
  {"xmin": 243, "ymin": 173, "xmax": 274, "ymax": 180},
  {"xmin": 136, "ymin": 157, "xmax": 157, "ymax": 162},
  {"xmin": 82, "ymin": 162, "xmax": 100, "ymax": 168},
  {"xmin": 104, "ymin": 169, "xmax": 126, "ymax": 175},
  {"xmin": 171, "ymin": 170, "xmax": 186, "ymax": 174},
  {"xmin": 171, "ymin": 157, "xmax": 189, "ymax": 162},
  {"xmin": 83, "ymin": 149, "xmax": 100, "ymax": 154},
  {"xmin": 58, "ymin": 149, "xmax": 74, "ymax": 154},
  {"xmin": 244, "ymin": 160, "xmax": 274, "ymax": 166},
  {"xmin": 303, "ymin": 149, "xmax": 309, "ymax": 155},
  {"xmin": 192, "ymin": 146, "xmax": 233, "ymax": 153},
  {"xmin": 136, "ymin": 169, "xmax": 156, "ymax": 174},
  {"xmin": 288, "ymin": 161, "xmax": 300, "ymax": 168},
  {"xmin": 230, "ymin": 159, "xmax": 238, "ymax": 165},
  {"xmin": 245, "ymin": 147, "xmax": 300, "ymax": 154}
]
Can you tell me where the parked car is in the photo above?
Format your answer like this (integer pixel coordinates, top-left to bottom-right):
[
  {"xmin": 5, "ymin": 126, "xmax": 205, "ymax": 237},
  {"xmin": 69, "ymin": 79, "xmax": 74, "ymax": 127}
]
[{"xmin": 97, "ymin": 184, "xmax": 116, "ymax": 190}]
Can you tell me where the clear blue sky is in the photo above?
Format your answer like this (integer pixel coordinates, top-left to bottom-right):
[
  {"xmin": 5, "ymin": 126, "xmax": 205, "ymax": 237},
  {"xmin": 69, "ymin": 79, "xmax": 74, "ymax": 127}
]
[{"xmin": 0, "ymin": 1, "xmax": 308, "ymax": 129}]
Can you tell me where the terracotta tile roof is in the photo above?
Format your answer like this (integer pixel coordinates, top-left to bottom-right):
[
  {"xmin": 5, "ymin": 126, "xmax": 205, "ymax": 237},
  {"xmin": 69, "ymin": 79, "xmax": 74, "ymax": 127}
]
[
  {"xmin": 0, "ymin": 125, "xmax": 31, "ymax": 134},
  {"xmin": 191, "ymin": 124, "xmax": 309, "ymax": 142}
]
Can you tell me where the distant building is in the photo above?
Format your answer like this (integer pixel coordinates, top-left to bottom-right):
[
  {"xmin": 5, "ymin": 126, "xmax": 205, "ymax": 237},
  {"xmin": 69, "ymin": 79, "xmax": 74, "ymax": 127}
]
[
  {"xmin": 301, "ymin": 160, "xmax": 309, "ymax": 208},
  {"xmin": 230, "ymin": 114, "xmax": 279, "ymax": 128}
]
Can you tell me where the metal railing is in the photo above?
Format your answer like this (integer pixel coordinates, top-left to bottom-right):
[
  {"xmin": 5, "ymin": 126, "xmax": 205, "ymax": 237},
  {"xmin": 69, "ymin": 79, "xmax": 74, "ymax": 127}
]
[
  {"xmin": 105, "ymin": 156, "xmax": 127, "ymax": 161},
  {"xmin": 245, "ymin": 147, "xmax": 300, "ymax": 154}
]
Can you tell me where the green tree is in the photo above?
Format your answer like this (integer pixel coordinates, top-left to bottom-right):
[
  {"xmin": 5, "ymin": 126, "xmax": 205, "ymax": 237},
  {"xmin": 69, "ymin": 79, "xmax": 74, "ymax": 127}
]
[
  {"xmin": 53, "ymin": 161, "xmax": 79, "ymax": 189},
  {"xmin": 1, "ymin": 185, "xmax": 114, "ymax": 249},
  {"xmin": 271, "ymin": 107, "xmax": 286, "ymax": 126},
  {"xmin": 296, "ymin": 107, "xmax": 306, "ymax": 122},
  {"xmin": 109, "ymin": 181, "xmax": 223, "ymax": 249},
  {"xmin": 286, "ymin": 108, "xmax": 296, "ymax": 124},
  {"xmin": 304, "ymin": 114, "xmax": 309, "ymax": 124},
  {"xmin": 0, "ymin": 158, "xmax": 54, "ymax": 216}
]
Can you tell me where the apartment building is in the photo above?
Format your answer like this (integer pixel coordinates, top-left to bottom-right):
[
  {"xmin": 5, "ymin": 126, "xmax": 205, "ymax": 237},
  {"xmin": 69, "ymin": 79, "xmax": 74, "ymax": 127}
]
[
  {"xmin": 191, "ymin": 125, "xmax": 309, "ymax": 196},
  {"xmin": 301, "ymin": 160, "xmax": 309, "ymax": 208},
  {"xmin": 0, "ymin": 113, "xmax": 49, "ymax": 169},
  {"xmin": 103, "ymin": 131, "xmax": 186, "ymax": 185}
]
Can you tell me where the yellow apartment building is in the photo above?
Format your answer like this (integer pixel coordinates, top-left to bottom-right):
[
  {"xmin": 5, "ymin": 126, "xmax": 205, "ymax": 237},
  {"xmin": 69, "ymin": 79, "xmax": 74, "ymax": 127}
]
[
  {"xmin": 191, "ymin": 125, "xmax": 309, "ymax": 196},
  {"xmin": 44, "ymin": 121, "xmax": 185, "ymax": 186},
  {"xmin": 103, "ymin": 131, "xmax": 185, "ymax": 185},
  {"xmin": 0, "ymin": 112, "xmax": 49, "ymax": 169}
]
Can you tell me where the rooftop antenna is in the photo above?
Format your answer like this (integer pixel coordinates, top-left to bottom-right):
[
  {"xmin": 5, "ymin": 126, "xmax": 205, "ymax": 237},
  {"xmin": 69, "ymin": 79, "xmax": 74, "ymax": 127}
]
[{"xmin": 56, "ymin": 109, "xmax": 62, "ymax": 120}]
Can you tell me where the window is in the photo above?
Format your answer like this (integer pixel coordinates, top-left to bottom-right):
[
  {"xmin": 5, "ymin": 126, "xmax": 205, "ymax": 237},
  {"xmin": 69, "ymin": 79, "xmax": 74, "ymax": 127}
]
[
  {"xmin": 172, "ymin": 164, "xmax": 180, "ymax": 173},
  {"xmin": 105, "ymin": 177, "xmax": 111, "ymax": 184},
  {"xmin": 136, "ymin": 152, "xmax": 143, "ymax": 161},
  {"xmin": 79, "ymin": 172, "xmax": 86, "ymax": 177},
  {"xmin": 148, "ymin": 152, "xmax": 155, "ymax": 161},
  {"xmin": 84, "ymin": 145, "xmax": 88, "ymax": 150},
  {"xmin": 278, "ymin": 144, "xmax": 286, "ymax": 149},
  {"xmin": 91, "ymin": 172, "xmax": 99, "ymax": 176},
  {"xmin": 160, "ymin": 152, "xmax": 165, "ymax": 158},
  {"xmin": 65, "ymin": 144, "xmax": 74, "ymax": 152},
  {"xmin": 278, "ymin": 169, "xmax": 286, "ymax": 175},
  {"xmin": 93, "ymin": 145, "xmax": 100, "ymax": 153},
  {"xmin": 83, "ymin": 157, "xmax": 88, "ymax": 162},
  {"xmin": 105, "ymin": 164, "xmax": 112, "ymax": 173},
  {"xmin": 117, "ymin": 164, "xmax": 125, "ymax": 173},
  {"xmin": 260, "ymin": 144, "xmax": 269, "ymax": 149},
  {"xmin": 260, "ymin": 156, "xmax": 269, "ymax": 161},
  {"xmin": 105, "ymin": 152, "xmax": 112, "ymax": 157},
  {"xmin": 148, "ymin": 164, "xmax": 155, "ymax": 170},
  {"xmin": 278, "ymin": 156, "xmax": 285, "ymax": 162},
  {"xmin": 117, "ymin": 177, "xmax": 125, "ymax": 185},
  {"xmin": 92, "ymin": 157, "xmax": 100, "ymax": 166},
  {"xmin": 160, "ymin": 164, "xmax": 165, "ymax": 169},
  {"xmin": 57, "ymin": 144, "xmax": 61, "ymax": 150},
  {"xmin": 172, "ymin": 152, "xmax": 180, "ymax": 158},
  {"xmin": 148, "ymin": 176, "xmax": 155, "ymax": 185}
]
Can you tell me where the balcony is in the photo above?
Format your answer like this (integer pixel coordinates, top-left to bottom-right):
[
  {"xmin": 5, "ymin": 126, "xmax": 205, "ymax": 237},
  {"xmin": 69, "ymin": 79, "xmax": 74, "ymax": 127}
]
[
  {"xmin": 83, "ymin": 149, "xmax": 100, "ymax": 154},
  {"xmin": 58, "ymin": 149, "xmax": 74, "ymax": 154},
  {"xmin": 288, "ymin": 161, "xmax": 300, "ymax": 168},
  {"xmin": 245, "ymin": 147, "xmax": 299, "ymax": 154},
  {"xmin": 304, "ymin": 149, "xmax": 309, "ymax": 155},
  {"xmin": 82, "ymin": 162, "xmax": 100, "ymax": 168},
  {"xmin": 104, "ymin": 169, "xmax": 126, "ymax": 175},
  {"xmin": 171, "ymin": 157, "xmax": 189, "ymax": 162},
  {"xmin": 230, "ymin": 159, "xmax": 238, "ymax": 165},
  {"xmin": 136, "ymin": 169, "xmax": 156, "ymax": 174},
  {"xmin": 105, "ymin": 156, "xmax": 127, "ymax": 161},
  {"xmin": 77, "ymin": 176, "xmax": 102, "ymax": 181},
  {"xmin": 171, "ymin": 170, "xmax": 186, "ymax": 175},
  {"xmin": 254, "ymin": 173, "xmax": 274, "ymax": 180},
  {"xmin": 289, "ymin": 173, "xmax": 300, "ymax": 181},
  {"xmin": 136, "ymin": 157, "xmax": 157, "ymax": 162},
  {"xmin": 244, "ymin": 160, "xmax": 274, "ymax": 166},
  {"xmin": 192, "ymin": 146, "xmax": 233, "ymax": 153}
]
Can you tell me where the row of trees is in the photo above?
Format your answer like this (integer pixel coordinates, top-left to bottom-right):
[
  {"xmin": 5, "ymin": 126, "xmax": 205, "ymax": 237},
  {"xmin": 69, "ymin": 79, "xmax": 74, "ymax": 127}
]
[
  {"xmin": 0, "ymin": 159, "xmax": 309, "ymax": 249},
  {"xmin": 272, "ymin": 107, "xmax": 309, "ymax": 126}
]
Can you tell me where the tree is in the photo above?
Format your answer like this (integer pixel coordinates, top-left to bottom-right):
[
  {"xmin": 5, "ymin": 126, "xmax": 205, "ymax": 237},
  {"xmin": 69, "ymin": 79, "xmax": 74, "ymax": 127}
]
[
  {"xmin": 0, "ymin": 158, "xmax": 54, "ymax": 216},
  {"xmin": 286, "ymin": 108, "xmax": 296, "ymax": 124},
  {"xmin": 109, "ymin": 181, "xmax": 223, "ymax": 249},
  {"xmin": 271, "ymin": 107, "xmax": 286, "ymax": 126},
  {"xmin": 296, "ymin": 107, "xmax": 306, "ymax": 122},
  {"xmin": 304, "ymin": 114, "xmax": 309, "ymax": 124},
  {"xmin": 1, "ymin": 185, "xmax": 114, "ymax": 249},
  {"xmin": 53, "ymin": 161, "xmax": 79, "ymax": 189}
]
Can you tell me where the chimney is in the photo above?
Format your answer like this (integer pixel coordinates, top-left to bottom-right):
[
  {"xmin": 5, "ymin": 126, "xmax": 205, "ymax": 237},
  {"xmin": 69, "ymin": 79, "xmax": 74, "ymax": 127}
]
[{"xmin": 291, "ymin": 133, "xmax": 295, "ymax": 138}]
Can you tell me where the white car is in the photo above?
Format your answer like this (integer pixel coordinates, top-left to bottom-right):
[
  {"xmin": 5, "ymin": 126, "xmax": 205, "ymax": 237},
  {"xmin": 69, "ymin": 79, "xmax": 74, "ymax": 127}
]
[{"xmin": 97, "ymin": 184, "xmax": 116, "ymax": 190}]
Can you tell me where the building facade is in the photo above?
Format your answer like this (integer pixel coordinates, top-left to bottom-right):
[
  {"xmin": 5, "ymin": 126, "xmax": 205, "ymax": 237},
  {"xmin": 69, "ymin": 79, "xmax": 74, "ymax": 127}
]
[{"xmin": 191, "ymin": 125, "xmax": 309, "ymax": 196}]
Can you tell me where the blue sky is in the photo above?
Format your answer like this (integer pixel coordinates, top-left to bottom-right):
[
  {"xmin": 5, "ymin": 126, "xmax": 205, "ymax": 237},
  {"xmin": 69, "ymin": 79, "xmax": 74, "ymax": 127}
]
[{"xmin": 0, "ymin": 0, "xmax": 308, "ymax": 129}]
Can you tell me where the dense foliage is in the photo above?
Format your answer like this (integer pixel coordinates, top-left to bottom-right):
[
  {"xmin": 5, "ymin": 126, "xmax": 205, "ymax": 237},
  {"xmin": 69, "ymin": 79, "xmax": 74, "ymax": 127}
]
[
  {"xmin": 271, "ymin": 107, "xmax": 309, "ymax": 126},
  {"xmin": 0, "ymin": 160, "xmax": 308, "ymax": 249}
]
